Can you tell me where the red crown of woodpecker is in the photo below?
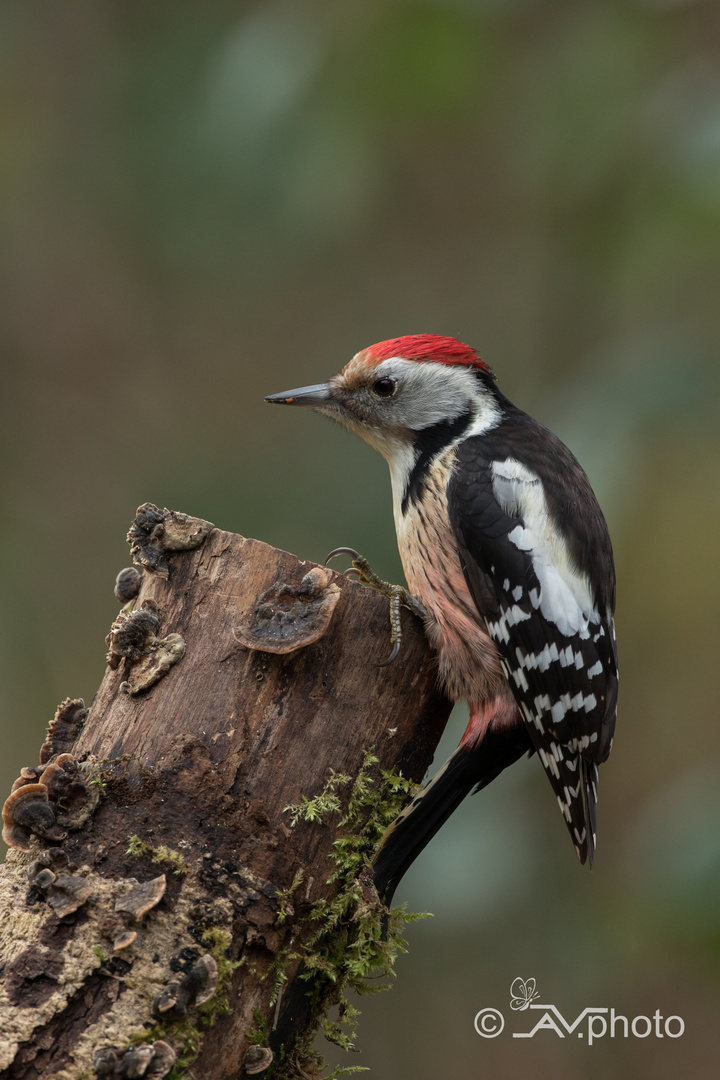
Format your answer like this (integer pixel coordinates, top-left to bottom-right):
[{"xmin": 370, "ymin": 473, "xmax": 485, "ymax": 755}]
[{"xmin": 364, "ymin": 334, "xmax": 489, "ymax": 373}]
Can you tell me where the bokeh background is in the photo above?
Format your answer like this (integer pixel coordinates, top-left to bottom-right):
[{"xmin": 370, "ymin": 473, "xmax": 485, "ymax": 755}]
[{"xmin": 1, "ymin": 1, "xmax": 719, "ymax": 1077}]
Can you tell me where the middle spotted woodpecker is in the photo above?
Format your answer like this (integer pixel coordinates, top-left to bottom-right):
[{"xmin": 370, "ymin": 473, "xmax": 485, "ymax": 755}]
[{"xmin": 266, "ymin": 335, "xmax": 618, "ymax": 905}]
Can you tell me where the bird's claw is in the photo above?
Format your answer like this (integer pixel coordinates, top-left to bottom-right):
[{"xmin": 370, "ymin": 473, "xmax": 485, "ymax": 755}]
[
  {"xmin": 325, "ymin": 547, "xmax": 362, "ymax": 565},
  {"xmin": 326, "ymin": 547, "xmax": 373, "ymax": 585},
  {"xmin": 324, "ymin": 547, "xmax": 427, "ymax": 666},
  {"xmin": 379, "ymin": 641, "xmax": 401, "ymax": 667}
]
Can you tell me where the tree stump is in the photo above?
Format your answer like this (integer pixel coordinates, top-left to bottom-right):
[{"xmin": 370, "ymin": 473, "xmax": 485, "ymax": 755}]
[{"xmin": 0, "ymin": 508, "xmax": 452, "ymax": 1079}]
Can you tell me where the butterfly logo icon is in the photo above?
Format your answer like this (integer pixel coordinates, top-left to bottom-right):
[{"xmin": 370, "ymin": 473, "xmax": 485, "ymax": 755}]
[{"xmin": 510, "ymin": 977, "xmax": 540, "ymax": 1011}]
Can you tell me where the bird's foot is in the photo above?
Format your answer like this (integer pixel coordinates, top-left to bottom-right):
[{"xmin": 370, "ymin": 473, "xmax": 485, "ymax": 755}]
[{"xmin": 325, "ymin": 547, "xmax": 427, "ymax": 666}]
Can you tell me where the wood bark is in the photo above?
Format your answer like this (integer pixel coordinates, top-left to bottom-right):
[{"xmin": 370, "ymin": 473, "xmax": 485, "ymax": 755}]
[{"xmin": 0, "ymin": 518, "xmax": 452, "ymax": 1079}]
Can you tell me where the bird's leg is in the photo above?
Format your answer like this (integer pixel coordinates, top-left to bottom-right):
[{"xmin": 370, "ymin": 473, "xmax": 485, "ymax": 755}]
[{"xmin": 325, "ymin": 547, "xmax": 427, "ymax": 666}]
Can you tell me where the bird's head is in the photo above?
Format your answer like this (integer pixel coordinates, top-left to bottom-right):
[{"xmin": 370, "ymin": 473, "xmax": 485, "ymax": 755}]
[{"xmin": 265, "ymin": 334, "xmax": 500, "ymax": 461}]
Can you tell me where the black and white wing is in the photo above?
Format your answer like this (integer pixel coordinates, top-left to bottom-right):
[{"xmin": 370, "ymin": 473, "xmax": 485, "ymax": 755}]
[{"xmin": 448, "ymin": 414, "xmax": 618, "ymax": 864}]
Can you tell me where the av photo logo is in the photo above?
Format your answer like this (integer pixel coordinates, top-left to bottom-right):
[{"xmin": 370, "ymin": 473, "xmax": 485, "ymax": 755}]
[
  {"xmin": 474, "ymin": 979, "xmax": 685, "ymax": 1045},
  {"xmin": 510, "ymin": 977, "xmax": 540, "ymax": 1011}
]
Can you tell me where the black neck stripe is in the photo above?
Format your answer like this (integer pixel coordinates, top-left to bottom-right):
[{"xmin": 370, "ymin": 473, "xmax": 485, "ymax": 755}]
[{"xmin": 402, "ymin": 410, "xmax": 473, "ymax": 514}]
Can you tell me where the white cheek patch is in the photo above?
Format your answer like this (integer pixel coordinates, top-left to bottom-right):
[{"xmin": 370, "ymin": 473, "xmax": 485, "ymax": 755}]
[
  {"xmin": 373, "ymin": 357, "xmax": 499, "ymax": 433},
  {"xmin": 491, "ymin": 458, "xmax": 597, "ymax": 637}
]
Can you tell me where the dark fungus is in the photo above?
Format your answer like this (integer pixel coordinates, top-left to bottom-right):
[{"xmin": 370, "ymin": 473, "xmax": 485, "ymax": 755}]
[
  {"xmin": 143, "ymin": 1041, "xmax": 176, "ymax": 1077},
  {"xmin": 99, "ymin": 913, "xmax": 138, "ymax": 951},
  {"xmin": 233, "ymin": 566, "xmax": 341, "ymax": 654},
  {"xmin": 27, "ymin": 848, "xmax": 70, "ymax": 878},
  {"xmin": 2, "ymin": 784, "xmax": 64, "ymax": 850},
  {"xmin": 38, "ymin": 753, "xmax": 90, "ymax": 823},
  {"xmin": 114, "ymin": 566, "xmax": 143, "ymax": 603},
  {"xmin": 151, "ymin": 953, "xmax": 218, "ymax": 1020},
  {"xmin": 4, "ymin": 751, "xmax": 98, "ymax": 850},
  {"xmin": 92, "ymin": 1040, "xmax": 176, "ymax": 1078},
  {"xmin": 120, "ymin": 1045, "xmax": 154, "ymax": 1078},
  {"xmin": 185, "ymin": 952, "xmax": 218, "ymax": 1005},
  {"xmin": 152, "ymin": 982, "xmax": 186, "ymax": 1019},
  {"xmin": 114, "ymin": 874, "xmax": 167, "ymax": 920},
  {"xmin": 92, "ymin": 1046, "xmax": 122, "ymax": 1075},
  {"xmin": 26, "ymin": 854, "xmax": 92, "ymax": 916},
  {"xmin": 106, "ymin": 603, "xmax": 185, "ymax": 695},
  {"xmin": 11, "ymin": 766, "xmax": 44, "ymax": 791},
  {"xmin": 111, "ymin": 927, "xmax": 137, "ymax": 951},
  {"xmin": 127, "ymin": 502, "xmax": 214, "ymax": 578},
  {"xmin": 39, "ymin": 697, "xmax": 88, "ymax": 764},
  {"xmin": 45, "ymin": 873, "xmax": 93, "ymax": 918},
  {"xmin": 32, "ymin": 868, "xmax": 57, "ymax": 890},
  {"xmin": 106, "ymin": 605, "xmax": 161, "ymax": 668},
  {"xmin": 245, "ymin": 1046, "xmax": 274, "ymax": 1075}
]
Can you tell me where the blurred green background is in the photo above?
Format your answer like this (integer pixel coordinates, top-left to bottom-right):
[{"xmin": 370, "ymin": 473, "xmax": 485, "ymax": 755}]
[{"xmin": 1, "ymin": 1, "xmax": 719, "ymax": 1076}]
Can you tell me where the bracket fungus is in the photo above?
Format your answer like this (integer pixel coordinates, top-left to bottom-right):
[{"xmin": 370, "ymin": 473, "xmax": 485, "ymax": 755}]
[
  {"xmin": 39, "ymin": 696, "xmax": 88, "ymax": 764},
  {"xmin": 93, "ymin": 1040, "xmax": 176, "ymax": 1078},
  {"xmin": 185, "ymin": 952, "xmax": 218, "ymax": 1006},
  {"xmin": 114, "ymin": 874, "xmax": 167, "ymax": 920},
  {"xmin": 2, "ymin": 783, "xmax": 65, "ymax": 850},
  {"xmin": 96, "ymin": 875, "xmax": 166, "ymax": 951},
  {"xmin": 33, "ymin": 867, "xmax": 56, "ymax": 890},
  {"xmin": 234, "ymin": 566, "xmax": 341, "ymax": 654},
  {"xmin": 127, "ymin": 502, "xmax": 214, "ymax": 578},
  {"xmin": 244, "ymin": 1046, "xmax": 274, "ymax": 1075},
  {"xmin": 38, "ymin": 752, "xmax": 96, "ymax": 827},
  {"xmin": 26, "ymin": 853, "xmax": 93, "ymax": 917},
  {"xmin": 93, "ymin": 1047, "xmax": 123, "ymax": 1075},
  {"xmin": 46, "ymin": 872, "xmax": 94, "ymax": 918},
  {"xmin": 99, "ymin": 912, "xmax": 138, "ymax": 951},
  {"xmin": 114, "ymin": 565, "xmax": 143, "ymax": 603},
  {"xmin": 120, "ymin": 1045, "xmax": 154, "ymax": 1078},
  {"xmin": 143, "ymin": 1042, "xmax": 177, "ymax": 1077},
  {"xmin": 27, "ymin": 847, "xmax": 70, "ymax": 880},
  {"xmin": 11, "ymin": 766, "xmax": 44, "ymax": 791},
  {"xmin": 106, "ymin": 604, "xmax": 161, "ymax": 667},
  {"xmin": 106, "ymin": 602, "xmax": 186, "ymax": 695},
  {"xmin": 151, "ymin": 953, "xmax": 218, "ymax": 1021},
  {"xmin": 4, "ymin": 750, "xmax": 99, "ymax": 851}
]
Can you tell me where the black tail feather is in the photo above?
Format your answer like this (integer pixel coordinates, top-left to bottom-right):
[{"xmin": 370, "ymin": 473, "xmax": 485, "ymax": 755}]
[{"xmin": 373, "ymin": 724, "xmax": 533, "ymax": 906}]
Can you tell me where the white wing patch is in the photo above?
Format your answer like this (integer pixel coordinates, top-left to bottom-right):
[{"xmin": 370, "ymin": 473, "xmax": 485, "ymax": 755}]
[{"xmin": 491, "ymin": 458, "xmax": 597, "ymax": 636}]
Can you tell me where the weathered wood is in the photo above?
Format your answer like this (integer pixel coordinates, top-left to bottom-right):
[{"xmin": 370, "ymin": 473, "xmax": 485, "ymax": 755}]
[{"xmin": 0, "ymin": 521, "xmax": 452, "ymax": 1079}]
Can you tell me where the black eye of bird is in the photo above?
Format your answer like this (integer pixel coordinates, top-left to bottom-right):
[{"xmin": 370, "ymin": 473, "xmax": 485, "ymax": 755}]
[{"xmin": 372, "ymin": 377, "xmax": 396, "ymax": 398}]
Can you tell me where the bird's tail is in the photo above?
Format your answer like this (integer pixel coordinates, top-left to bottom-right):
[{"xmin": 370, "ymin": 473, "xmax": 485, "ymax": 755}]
[{"xmin": 373, "ymin": 724, "xmax": 532, "ymax": 906}]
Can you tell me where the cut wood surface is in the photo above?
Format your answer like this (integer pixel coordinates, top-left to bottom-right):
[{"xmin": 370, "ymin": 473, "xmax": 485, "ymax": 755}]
[{"xmin": 0, "ymin": 516, "xmax": 452, "ymax": 1079}]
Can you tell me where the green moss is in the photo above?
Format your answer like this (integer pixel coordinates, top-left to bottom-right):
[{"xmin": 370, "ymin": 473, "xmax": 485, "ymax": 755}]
[
  {"xmin": 125, "ymin": 835, "xmax": 189, "ymax": 875},
  {"xmin": 276, "ymin": 867, "xmax": 304, "ymax": 926},
  {"xmin": 284, "ymin": 770, "xmax": 352, "ymax": 826},
  {"xmin": 273, "ymin": 749, "xmax": 431, "ymax": 1078},
  {"xmin": 247, "ymin": 1006, "xmax": 269, "ymax": 1047}
]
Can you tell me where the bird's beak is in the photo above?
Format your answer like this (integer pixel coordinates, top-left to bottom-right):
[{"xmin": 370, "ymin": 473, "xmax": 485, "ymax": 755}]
[{"xmin": 265, "ymin": 383, "xmax": 332, "ymax": 407}]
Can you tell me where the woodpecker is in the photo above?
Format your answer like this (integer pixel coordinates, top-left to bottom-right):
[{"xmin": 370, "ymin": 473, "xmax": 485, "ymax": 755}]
[{"xmin": 266, "ymin": 335, "xmax": 617, "ymax": 905}]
